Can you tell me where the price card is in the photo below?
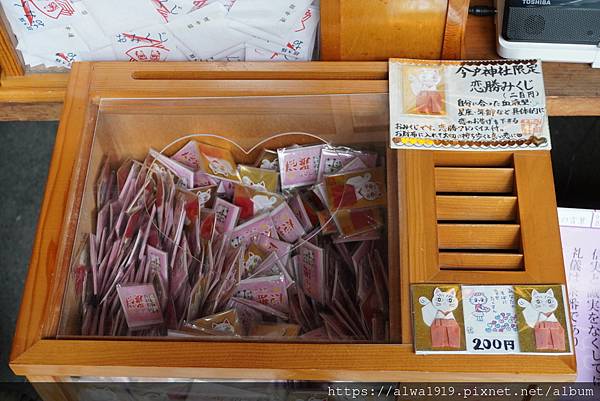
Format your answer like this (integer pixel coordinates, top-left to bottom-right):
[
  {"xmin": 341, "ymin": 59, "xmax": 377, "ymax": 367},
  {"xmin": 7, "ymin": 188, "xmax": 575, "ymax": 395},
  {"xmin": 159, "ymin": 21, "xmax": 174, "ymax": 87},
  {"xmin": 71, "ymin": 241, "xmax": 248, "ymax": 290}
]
[
  {"xmin": 412, "ymin": 284, "xmax": 573, "ymax": 355},
  {"xmin": 462, "ymin": 285, "xmax": 520, "ymax": 354},
  {"xmin": 389, "ymin": 58, "xmax": 551, "ymax": 151}
]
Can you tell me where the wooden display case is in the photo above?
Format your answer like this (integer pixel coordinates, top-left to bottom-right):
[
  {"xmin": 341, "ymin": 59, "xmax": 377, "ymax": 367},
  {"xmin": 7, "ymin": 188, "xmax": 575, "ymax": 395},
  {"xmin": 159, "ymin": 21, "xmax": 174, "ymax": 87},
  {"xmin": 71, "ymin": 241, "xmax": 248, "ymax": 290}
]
[{"xmin": 10, "ymin": 62, "xmax": 575, "ymax": 388}]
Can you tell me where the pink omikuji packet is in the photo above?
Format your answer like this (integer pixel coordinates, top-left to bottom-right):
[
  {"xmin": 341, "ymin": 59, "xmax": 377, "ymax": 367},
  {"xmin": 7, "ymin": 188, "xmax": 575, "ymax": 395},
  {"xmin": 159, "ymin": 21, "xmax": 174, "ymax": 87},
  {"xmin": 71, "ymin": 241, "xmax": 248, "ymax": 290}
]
[
  {"xmin": 171, "ymin": 140, "xmax": 202, "ymax": 170},
  {"xmin": 288, "ymin": 194, "xmax": 313, "ymax": 231},
  {"xmin": 270, "ymin": 202, "xmax": 305, "ymax": 243},
  {"xmin": 337, "ymin": 157, "xmax": 368, "ymax": 174},
  {"xmin": 278, "ymin": 144, "xmax": 324, "ymax": 189},
  {"xmin": 213, "ymin": 197, "xmax": 241, "ymax": 234},
  {"xmin": 149, "ymin": 148, "xmax": 195, "ymax": 189},
  {"xmin": 146, "ymin": 245, "xmax": 169, "ymax": 287},
  {"xmin": 255, "ymin": 233, "xmax": 293, "ymax": 266},
  {"xmin": 317, "ymin": 145, "xmax": 378, "ymax": 181},
  {"xmin": 229, "ymin": 213, "xmax": 278, "ymax": 248},
  {"xmin": 235, "ymin": 274, "xmax": 289, "ymax": 313},
  {"xmin": 116, "ymin": 283, "xmax": 164, "ymax": 329},
  {"xmin": 298, "ymin": 241, "xmax": 325, "ymax": 304}
]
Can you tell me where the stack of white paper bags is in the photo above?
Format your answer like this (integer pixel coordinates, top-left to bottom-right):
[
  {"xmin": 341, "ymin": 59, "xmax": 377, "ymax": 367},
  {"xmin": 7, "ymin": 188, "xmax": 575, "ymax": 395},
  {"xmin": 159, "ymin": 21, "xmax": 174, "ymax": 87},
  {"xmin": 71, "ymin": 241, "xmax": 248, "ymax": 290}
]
[{"xmin": 0, "ymin": 0, "xmax": 320, "ymax": 69}]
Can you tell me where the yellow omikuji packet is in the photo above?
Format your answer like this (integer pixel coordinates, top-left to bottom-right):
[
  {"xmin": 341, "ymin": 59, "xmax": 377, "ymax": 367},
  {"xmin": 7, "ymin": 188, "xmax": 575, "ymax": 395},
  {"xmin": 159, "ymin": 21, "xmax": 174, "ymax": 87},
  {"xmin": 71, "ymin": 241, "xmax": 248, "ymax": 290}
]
[
  {"xmin": 249, "ymin": 323, "xmax": 301, "ymax": 337},
  {"xmin": 238, "ymin": 165, "xmax": 279, "ymax": 193},
  {"xmin": 333, "ymin": 208, "xmax": 384, "ymax": 237},
  {"xmin": 324, "ymin": 168, "xmax": 387, "ymax": 211},
  {"xmin": 242, "ymin": 243, "xmax": 270, "ymax": 277},
  {"xmin": 185, "ymin": 309, "xmax": 243, "ymax": 336},
  {"xmin": 254, "ymin": 149, "xmax": 279, "ymax": 171},
  {"xmin": 197, "ymin": 143, "xmax": 240, "ymax": 182}
]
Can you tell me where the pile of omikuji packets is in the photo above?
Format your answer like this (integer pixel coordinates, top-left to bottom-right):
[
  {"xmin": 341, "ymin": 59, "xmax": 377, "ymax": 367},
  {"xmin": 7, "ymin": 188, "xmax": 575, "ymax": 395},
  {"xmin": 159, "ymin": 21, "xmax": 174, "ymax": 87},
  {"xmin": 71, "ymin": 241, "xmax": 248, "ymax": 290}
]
[
  {"xmin": 73, "ymin": 138, "xmax": 389, "ymax": 341},
  {"xmin": 1, "ymin": 0, "xmax": 319, "ymax": 69}
]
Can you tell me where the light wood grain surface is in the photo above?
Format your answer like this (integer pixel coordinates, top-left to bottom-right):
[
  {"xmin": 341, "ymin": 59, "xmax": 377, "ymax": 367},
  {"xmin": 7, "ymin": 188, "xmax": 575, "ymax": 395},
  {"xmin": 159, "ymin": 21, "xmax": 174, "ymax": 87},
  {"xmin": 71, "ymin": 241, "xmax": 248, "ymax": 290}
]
[
  {"xmin": 12, "ymin": 340, "xmax": 576, "ymax": 381},
  {"xmin": 436, "ymin": 195, "xmax": 518, "ymax": 221},
  {"xmin": 439, "ymin": 252, "xmax": 523, "ymax": 270},
  {"xmin": 320, "ymin": 0, "xmax": 458, "ymax": 61},
  {"xmin": 0, "ymin": 5, "xmax": 23, "ymax": 77},
  {"xmin": 435, "ymin": 167, "xmax": 515, "ymax": 193}
]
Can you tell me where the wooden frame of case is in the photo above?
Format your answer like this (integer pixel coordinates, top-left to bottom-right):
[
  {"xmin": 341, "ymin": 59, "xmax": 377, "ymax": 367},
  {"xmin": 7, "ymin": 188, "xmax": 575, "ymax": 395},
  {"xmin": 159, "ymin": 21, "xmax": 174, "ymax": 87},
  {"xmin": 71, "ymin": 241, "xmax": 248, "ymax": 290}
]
[{"xmin": 9, "ymin": 62, "xmax": 575, "ymax": 388}]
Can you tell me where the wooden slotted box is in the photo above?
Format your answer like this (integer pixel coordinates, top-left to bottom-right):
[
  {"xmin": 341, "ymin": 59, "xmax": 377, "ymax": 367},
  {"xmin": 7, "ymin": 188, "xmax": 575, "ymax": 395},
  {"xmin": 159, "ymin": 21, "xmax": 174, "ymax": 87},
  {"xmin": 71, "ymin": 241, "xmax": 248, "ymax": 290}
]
[{"xmin": 10, "ymin": 62, "xmax": 575, "ymax": 384}]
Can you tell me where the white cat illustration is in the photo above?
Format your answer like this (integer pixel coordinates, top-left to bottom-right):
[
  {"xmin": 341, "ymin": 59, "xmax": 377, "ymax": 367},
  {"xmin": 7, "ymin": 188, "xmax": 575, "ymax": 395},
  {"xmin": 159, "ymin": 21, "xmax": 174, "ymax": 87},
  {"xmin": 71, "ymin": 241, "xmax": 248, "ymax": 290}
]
[
  {"xmin": 259, "ymin": 159, "xmax": 278, "ymax": 170},
  {"xmin": 419, "ymin": 287, "xmax": 459, "ymax": 327},
  {"xmin": 197, "ymin": 189, "xmax": 212, "ymax": 207},
  {"xmin": 252, "ymin": 194, "xmax": 278, "ymax": 214},
  {"xmin": 244, "ymin": 252, "xmax": 263, "ymax": 273},
  {"xmin": 241, "ymin": 175, "xmax": 268, "ymax": 192},
  {"xmin": 212, "ymin": 319, "xmax": 235, "ymax": 334},
  {"xmin": 346, "ymin": 173, "xmax": 381, "ymax": 202},
  {"xmin": 409, "ymin": 68, "xmax": 442, "ymax": 95},
  {"xmin": 205, "ymin": 155, "xmax": 235, "ymax": 177},
  {"xmin": 518, "ymin": 288, "xmax": 559, "ymax": 328}
]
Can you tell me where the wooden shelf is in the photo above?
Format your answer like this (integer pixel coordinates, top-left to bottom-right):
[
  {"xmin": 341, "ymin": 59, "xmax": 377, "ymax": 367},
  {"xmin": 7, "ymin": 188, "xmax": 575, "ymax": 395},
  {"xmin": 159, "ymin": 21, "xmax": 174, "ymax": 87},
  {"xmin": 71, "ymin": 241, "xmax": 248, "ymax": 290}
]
[{"xmin": 0, "ymin": 0, "xmax": 599, "ymax": 119}]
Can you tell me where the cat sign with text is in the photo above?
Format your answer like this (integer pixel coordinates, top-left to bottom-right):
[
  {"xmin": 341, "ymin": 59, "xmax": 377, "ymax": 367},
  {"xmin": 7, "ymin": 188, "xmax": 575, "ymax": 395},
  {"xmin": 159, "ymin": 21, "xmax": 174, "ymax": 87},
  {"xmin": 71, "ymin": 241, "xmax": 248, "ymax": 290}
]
[
  {"xmin": 411, "ymin": 284, "xmax": 573, "ymax": 355},
  {"xmin": 389, "ymin": 59, "xmax": 551, "ymax": 151}
]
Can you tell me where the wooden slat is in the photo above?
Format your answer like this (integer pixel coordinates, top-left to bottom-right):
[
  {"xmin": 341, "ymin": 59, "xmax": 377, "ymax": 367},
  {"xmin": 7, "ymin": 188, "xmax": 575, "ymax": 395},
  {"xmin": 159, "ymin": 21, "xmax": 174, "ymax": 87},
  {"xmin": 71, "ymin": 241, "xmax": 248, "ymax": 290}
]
[
  {"xmin": 0, "ymin": 102, "xmax": 62, "ymax": 121},
  {"xmin": 438, "ymin": 224, "xmax": 521, "ymax": 249},
  {"xmin": 397, "ymin": 150, "xmax": 439, "ymax": 343},
  {"xmin": 436, "ymin": 195, "xmax": 517, "ymax": 221},
  {"xmin": 441, "ymin": 0, "xmax": 470, "ymax": 59},
  {"xmin": 513, "ymin": 152, "xmax": 566, "ymax": 283},
  {"xmin": 385, "ymin": 149, "xmax": 401, "ymax": 342},
  {"xmin": 433, "ymin": 151, "xmax": 513, "ymax": 167},
  {"xmin": 11, "ymin": 339, "xmax": 576, "ymax": 381},
  {"xmin": 435, "ymin": 167, "xmax": 514, "ymax": 193},
  {"xmin": 0, "ymin": 6, "xmax": 24, "ymax": 76},
  {"xmin": 439, "ymin": 252, "xmax": 523, "ymax": 270}
]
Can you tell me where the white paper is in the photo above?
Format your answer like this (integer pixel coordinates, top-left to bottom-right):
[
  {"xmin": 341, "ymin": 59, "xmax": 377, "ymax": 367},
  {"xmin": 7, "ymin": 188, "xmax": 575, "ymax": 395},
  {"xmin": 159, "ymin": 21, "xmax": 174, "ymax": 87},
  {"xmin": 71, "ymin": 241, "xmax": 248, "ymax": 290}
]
[
  {"xmin": 210, "ymin": 43, "xmax": 245, "ymax": 61},
  {"xmin": 111, "ymin": 24, "xmax": 189, "ymax": 61},
  {"xmin": 462, "ymin": 285, "xmax": 520, "ymax": 354},
  {"xmin": 16, "ymin": 24, "xmax": 90, "ymax": 68},
  {"xmin": 81, "ymin": 0, "xmax": 163, "ymax": 35},
  {"xmin": 1, "ymin": 0, "xmax": 320, "ymax": 68},
  {"xmin": 80, "ymin": 45, "xmax": 116, "ymax": 61},
  {"xmin": 167, "ymin": 2, "xmax": 245, "ymax": 60},
  {"xmin": 559, "ymin": 208, "xmax": 600, "ymax": 382},
  {"xmin": 20, "ymin": 51, "xmax": 51, "ymax": 67},
  {"xmin": 245, "ymin": 45, "xmax": 292, "ymax": 62},
  {"xmin": 227, "ymin": 0, "xmax": 312, "ymax": 44},
  {"xmin": 1, "ymin": 0, "xmax": 82, "ymax": 33}
]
